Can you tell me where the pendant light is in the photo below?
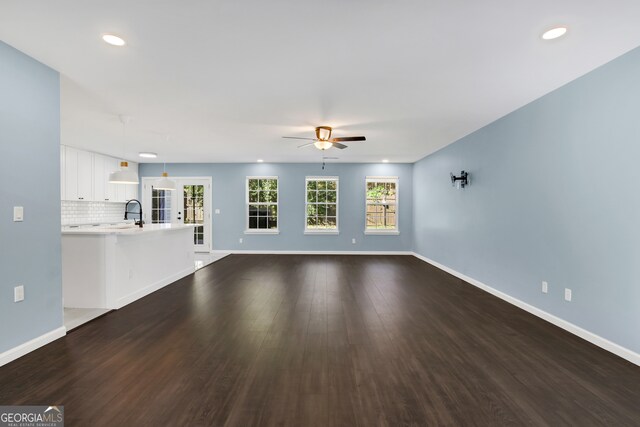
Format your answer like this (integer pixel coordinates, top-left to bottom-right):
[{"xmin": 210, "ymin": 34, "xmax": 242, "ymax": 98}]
[
  {"xmin": 109, "ymin": 115, "xmax": 140, "ymax": 185},
  {"xmin": 155, "ymin": 162, "xmax": 176, "ymax": 191}
]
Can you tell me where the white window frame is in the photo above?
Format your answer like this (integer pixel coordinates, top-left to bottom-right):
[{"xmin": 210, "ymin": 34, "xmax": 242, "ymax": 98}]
[
  {"xmin": 245, "ymin": 176, "xmax": 280, "ymax": 234},
  {"xmin": 304, "ymin": 176, "xmax": 339, "ymax": 235},
  {"xmin": 364, "ymin": 176, "xmax": 399, "ymax": 235}
]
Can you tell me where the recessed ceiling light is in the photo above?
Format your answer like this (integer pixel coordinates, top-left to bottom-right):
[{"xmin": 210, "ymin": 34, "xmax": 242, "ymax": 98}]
[
  {"xmin": 542, "ymin": 26, "xmax": 568, "ymax": 40},
  {"xmin": 257, "ymin": 159, "xmax": 264, "ymax": 163},
  {"xmin": 102, "ymin": 34, "xmax": 126, "ymax": 46},
  {"xmin": 138, "ymin": 152, "xmax": 157, "ymax": 159},
  {"xmin": 382, "ymin": 159, "xmax": 389, "ymax": 163}
]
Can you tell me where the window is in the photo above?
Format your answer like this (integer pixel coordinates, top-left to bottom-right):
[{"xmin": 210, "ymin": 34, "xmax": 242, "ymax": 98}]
[
  {"xmin": 246, "ymin": 177, "xmax": 278, "ymax": 233},
  {"xmin": 365, "ymin": 177, "xmax": 399, "ymax": 234},
  {"xmin": 151, "ymin": 188, "xmax": 172, "ymax": 224},
  {"xmin": 305, "ymin": 177, "xmax": 338, "ymax": 233}
]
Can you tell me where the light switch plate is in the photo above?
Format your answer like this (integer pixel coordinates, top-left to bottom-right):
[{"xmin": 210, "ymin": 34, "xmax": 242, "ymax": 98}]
[
  {"xmin": 13, "ymin": 206, "xmax": 24, "ymax": 222},
  {"xmin": 542, "ymin": 281, "xmax": 548, "ymax": 294},
  {"xmin": 215, "ymin": 209, "xmax": 220, "ymax": 214},
  {"xmin": 14, "ymin": 285, "xmax": 24, "ymax": 302}
]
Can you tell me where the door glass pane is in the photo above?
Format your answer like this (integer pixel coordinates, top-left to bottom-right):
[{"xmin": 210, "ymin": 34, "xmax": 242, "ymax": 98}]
[
  {"xmin": 151, "ymin": 188, "xmax": 172, "ymax": 224},
  {"xmin": 183, "ymin": 185, "xmax": 205, "ymax": 245}
]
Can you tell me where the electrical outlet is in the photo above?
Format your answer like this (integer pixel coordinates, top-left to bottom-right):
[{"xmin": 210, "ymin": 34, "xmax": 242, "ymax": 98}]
[
  {"xmin": 564, "ymin": 288, "xmax": 572, "ymax": 302},
  {"xmin": 239, "ymin": 238, "xmax": 243, "ymax": 244},
  {"xmin": 542, "ymin": 281, "xmax": 548, "ymax": 294},
  {"xmin": 352, "ymin": 238, "xmax": 356, "ymax": 244},
  {"xmin": 14, "ymin": 285, "xmax": 24, "ymax": 302},
  {"xmin": 215, "ymin": 209, "xmax": 220, "ymax": 214}
]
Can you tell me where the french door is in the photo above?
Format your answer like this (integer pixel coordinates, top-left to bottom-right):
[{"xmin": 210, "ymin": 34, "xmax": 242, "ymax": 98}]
[{"xmin": 143, "ymin": 177, "xmax": 212, "ymax": 252}]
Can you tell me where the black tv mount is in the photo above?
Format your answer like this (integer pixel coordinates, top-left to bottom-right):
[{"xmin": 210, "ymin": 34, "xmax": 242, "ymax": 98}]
[{"xmin": 450, "ymin": 171, "xmax": 469, "ymax": 188}]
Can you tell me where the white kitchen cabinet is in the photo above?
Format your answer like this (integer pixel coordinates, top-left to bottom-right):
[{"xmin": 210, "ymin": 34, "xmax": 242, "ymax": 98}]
[
  {"xmin": 93, "ymin": 154, "xmax": 106, "ymax": 202},
  {"xmin": 110, "ymin": 160, "xmax": 138, "ymax": 202},
  {"xmin": 105, "ymin": 157, "xmax": 121, "ymax": 202},
  {"xmin": 60, "ymin": 146, "xmax": 138, "ymax": 202},
  {"xmin": 125, "ymin": 162, "xmax": 139, "ymax": 201},
  {"xmin": 64, "ymin": 146, "xmax": 93, "ymax": 201},
  {"xmin": 97, "ymin": 155, "xmax": 131, "ymax": 203}
]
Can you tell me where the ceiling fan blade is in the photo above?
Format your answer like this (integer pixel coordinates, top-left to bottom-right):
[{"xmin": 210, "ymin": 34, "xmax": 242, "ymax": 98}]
[
  {"xmin": 332, "ymin": 142, "xmax": 348, "ymax": 149},
  {"xmin": 282, "ymin": 136, "xmax": 317, "ymax": 141},
  {"xmin": 330, "ymin": 136, "xmax": 366, "ymax": 142},
  {"xmin": 297, "ymin": 142, "xmax": 315, "ymax": 148}
]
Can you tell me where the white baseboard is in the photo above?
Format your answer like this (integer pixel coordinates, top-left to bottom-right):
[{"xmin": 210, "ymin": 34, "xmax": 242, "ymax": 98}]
[
  {"xmin": 411, "ymin": 252, "xmax": 640, "ymax": 367},
  {"xmin": 224, "ymin": 250, "xmax": 414, "ymax": 255},
  {"xmin": 0, "ymin": 327, "xmax": 66, "ymax": 367},
  {"xmin": 114, "ymin": 266, "xmax": 195, "ymax": 309}
]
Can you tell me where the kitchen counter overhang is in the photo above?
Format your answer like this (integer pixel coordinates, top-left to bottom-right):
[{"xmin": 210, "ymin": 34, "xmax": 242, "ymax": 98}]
[{"xmin": 62, "ymin": 223, "xmax": 195, "ymax": 235}]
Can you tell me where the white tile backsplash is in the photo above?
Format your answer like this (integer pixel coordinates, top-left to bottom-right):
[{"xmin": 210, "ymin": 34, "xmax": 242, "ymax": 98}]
[{"xmin": 61, "ymin": 201, "xmax": 126, "ymax": 225}]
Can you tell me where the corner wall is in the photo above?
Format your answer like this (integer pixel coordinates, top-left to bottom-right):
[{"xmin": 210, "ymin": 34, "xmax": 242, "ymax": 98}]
[
  {"xmin": 0, "ymin": 42, "xmax": 63, "ymax": 355},
  {"xmin": 413, "ymin": 46, "xmax": 640, "ymax": 355}
]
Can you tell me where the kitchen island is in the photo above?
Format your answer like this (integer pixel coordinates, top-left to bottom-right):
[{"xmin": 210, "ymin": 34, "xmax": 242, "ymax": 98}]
[{"xmin": 62, "ymin": 224, "xmax": 195, "ymax": 310}]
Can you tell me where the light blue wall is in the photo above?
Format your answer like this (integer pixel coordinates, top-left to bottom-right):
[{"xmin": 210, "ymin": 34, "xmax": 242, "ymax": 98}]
[
  {"xmin": 0, "ymin": 42, "xmax": 62, "ymax": 353},
  {"xmin": 139, "ymin": 163, "xmax": 413, "ymax": 251},
  {"xmin": 413, "ymin": 46, "xmax": 640, "ymax": 353}
]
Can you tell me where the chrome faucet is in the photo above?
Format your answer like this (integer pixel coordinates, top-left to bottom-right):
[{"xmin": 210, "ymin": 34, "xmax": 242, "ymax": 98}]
[{"xmin": 124, "ymin": 199, "xmax": 144, "ymax": 228}]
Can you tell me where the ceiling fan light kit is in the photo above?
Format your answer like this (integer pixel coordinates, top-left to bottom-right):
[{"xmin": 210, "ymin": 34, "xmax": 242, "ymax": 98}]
[{"xmin": 314, "ymin": 140, "xmax": 333, "ymax": 150}]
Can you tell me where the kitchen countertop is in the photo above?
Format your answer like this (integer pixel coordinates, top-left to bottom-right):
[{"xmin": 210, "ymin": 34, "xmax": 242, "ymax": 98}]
[{"xmin": 62, "ymin": 223, "xmax": 196, "ymax": 235}]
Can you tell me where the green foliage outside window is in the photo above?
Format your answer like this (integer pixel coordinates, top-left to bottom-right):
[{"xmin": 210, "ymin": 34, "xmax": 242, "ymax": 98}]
[
  {"xmin": 306, "ymin": 178, "xmax": 338, "ymax": 230},
  {"xmin": 248, "ymin": 178, "xmax": 278, "ymax": 229}
]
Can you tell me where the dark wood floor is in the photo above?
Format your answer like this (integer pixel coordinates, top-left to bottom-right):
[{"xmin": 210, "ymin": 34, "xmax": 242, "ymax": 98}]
[{"xmin": 1, "ymin": 255, "xmax": 639, "ymax": 426}]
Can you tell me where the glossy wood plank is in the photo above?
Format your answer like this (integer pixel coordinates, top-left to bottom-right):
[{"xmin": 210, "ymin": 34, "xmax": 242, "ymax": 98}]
[{"xmin": 1, "ymin": 254, "xmax": 639, "ymax": 426}]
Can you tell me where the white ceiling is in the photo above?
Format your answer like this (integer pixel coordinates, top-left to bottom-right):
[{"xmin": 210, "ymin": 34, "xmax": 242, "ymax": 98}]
[{"xmin": 1, "ymin": 1, "xmax": 640, "ymax": 163}]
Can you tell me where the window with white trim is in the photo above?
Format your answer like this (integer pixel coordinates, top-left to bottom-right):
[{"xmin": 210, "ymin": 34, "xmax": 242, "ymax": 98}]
[
  {"xmin": 305, "ymin": 177, "xmax": 338, "ymax": 233},
  {"xmin": 246, "ymin": 177, "xmax": 278, "ymax": 232},
  {"xmin": 365, "ymin": 177, "xmax": 398, "ymax": 233}
]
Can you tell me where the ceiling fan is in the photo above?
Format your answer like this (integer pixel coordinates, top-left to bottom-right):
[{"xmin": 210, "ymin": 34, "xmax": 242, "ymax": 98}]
[{"xmin": 283, "ymin": 126, "xmax": 366, "ymax": 150}]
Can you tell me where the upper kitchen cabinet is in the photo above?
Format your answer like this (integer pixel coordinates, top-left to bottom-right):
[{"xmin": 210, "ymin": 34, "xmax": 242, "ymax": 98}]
[
  {"xmin": 64, "ymin": 146, "xmax": 93, "ymax": 201},
  {"xmin": 124, "ymin": 162, "xmax": 139, "ymax": 201},
  {"xmin": 61, "ymin": 146, "xmax": 138, "ymax": 202},
  {"xmin": 93, "ymin": 153, "xmax": 107, "ymax": 201},
  {"xmin": 106, "ymin": 158, "xmax": 138, "ymax": 202}
]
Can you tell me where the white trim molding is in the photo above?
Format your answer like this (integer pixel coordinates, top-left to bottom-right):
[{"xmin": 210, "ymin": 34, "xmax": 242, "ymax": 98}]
[
  {"xmin": 244, "ymin": 230, "xmax": 280, "ymax": 235},
  {"xmin": 0, "ymin": 327, "xmax": 66, "ymax": 367},
  {"xmin": 304, "ymin": 230, "xmax": 340, "ymax": 235},
  {"xmin": 411, "ymin": 252, "xmax": 640, "ymax": 367},
  {"xmin": 364, "ymin": 230, "xmax": 400, "ymax": 235},
  {"xmin": 229, "ymin": 250, "xmax": 413, "ymax": 255}
]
